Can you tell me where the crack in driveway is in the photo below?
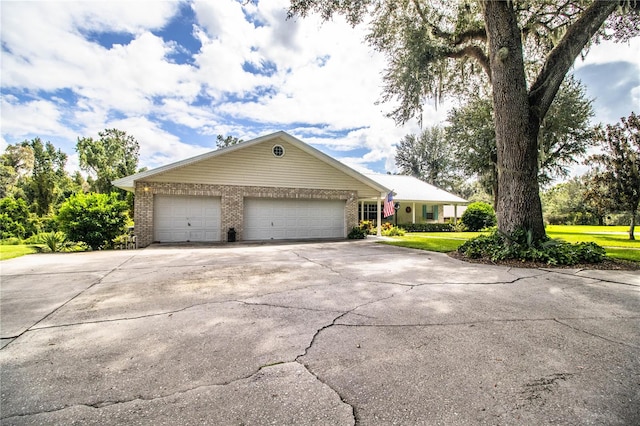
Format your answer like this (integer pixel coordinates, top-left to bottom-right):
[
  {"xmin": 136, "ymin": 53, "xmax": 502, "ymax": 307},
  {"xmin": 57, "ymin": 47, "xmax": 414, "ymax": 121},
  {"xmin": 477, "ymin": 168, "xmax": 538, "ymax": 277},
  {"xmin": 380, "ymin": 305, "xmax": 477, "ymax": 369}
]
[
  {"xmin": 291, "ymin": 288, "xmax": 413, "ymax": 425},
  {"xmin": 2, "ymin": 253, "xmax": 140, "ymax": 349},
  {"xmin": 553, "ymin": 318, "xmax": 640, "ymax": 349},
  {"xmin": 1, "ymin": 361, "xmax": 354, "ymax": 423}
]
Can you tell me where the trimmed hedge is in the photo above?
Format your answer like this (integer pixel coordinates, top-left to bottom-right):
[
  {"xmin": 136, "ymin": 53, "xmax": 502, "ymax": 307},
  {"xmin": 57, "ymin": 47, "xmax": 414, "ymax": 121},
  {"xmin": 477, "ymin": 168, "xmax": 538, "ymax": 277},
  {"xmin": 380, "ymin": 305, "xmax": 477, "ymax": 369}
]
[{"xmin": 399, "ymin": 223, "xmax": 454, "ymax": 232}]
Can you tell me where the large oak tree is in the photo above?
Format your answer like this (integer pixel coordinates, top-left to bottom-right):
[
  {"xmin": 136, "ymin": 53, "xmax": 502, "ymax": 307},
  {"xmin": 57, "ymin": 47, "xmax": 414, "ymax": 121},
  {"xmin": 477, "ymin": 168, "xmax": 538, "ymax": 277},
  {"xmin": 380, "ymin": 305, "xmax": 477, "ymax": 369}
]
[
  {"xmin": 447, "ymin": 75, "xmax": 595, "ymax": 208},
  {"xmin": 288, "ymin": 0, "xmax": 639, "ymax": 242}
]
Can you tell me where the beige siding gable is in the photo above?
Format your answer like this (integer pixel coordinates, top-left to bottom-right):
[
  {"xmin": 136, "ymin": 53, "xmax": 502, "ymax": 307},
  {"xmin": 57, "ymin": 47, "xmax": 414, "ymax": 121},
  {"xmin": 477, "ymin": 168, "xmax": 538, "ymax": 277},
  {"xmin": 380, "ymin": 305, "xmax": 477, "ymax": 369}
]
[{"xmin": 145, "ymin": 137, "xmax": 380, "ymax": 198}]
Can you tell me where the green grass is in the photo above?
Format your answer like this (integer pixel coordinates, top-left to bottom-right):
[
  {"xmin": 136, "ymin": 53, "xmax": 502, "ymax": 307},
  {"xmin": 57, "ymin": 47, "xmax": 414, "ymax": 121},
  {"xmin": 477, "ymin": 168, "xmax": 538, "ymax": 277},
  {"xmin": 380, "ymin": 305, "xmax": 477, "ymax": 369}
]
[
  {"xmin": 0, "ymin": 244, "xmax": 38, "ymax": 261},
  {"xmin": 603, "ymin": 248, "xmax": 640, "ymax": 263},
  {"xmin": 545, "ymin": 225, "xmax": 635, "ymax": 235},
  {"xmin": 381, "ymin": 225, "xmax": 640, "ymax": 263},
  {"xmin": 546, "ymin": 225, "xmax": 639, "ymax": 248},
  {"xmin": 381, "ymin": 232, "xmax": 481, "ymax": 253}
]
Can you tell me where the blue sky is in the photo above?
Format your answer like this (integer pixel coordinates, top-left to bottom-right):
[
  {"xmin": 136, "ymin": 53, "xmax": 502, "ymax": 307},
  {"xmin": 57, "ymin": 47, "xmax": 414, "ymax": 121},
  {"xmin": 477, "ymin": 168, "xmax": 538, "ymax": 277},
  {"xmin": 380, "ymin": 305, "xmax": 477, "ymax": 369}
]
[{"xmin": 1, "ymin": 0, "xmax": 639, "ymax": 176}]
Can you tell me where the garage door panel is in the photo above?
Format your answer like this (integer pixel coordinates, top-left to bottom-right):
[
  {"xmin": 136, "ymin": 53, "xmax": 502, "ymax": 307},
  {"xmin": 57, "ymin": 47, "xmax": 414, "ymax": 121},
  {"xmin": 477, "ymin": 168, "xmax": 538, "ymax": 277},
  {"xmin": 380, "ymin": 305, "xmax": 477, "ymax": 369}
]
[
  {"xmin": 156, "ymin": 230, "xmax": 187, "ymax": 242},
  {"xmin": 244, "ymin": 198, "xmax": 345, "ymax": 240},
  {"xmin": 154, "ymin": 196, "xmax": 221, "ymax": 243}
]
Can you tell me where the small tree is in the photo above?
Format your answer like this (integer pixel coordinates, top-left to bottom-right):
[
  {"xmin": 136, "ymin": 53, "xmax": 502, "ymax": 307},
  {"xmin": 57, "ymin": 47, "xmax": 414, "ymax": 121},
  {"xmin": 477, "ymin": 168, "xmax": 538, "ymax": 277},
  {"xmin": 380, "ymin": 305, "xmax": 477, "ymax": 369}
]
[
  {"xmin": 57, "ymin": 192, "xmax": 128, "ymax": 249},
  {"xmin": 587, "ymin": 112, "xmax": 640, "ymax": 240},
  {"xmin": 461, "ymin": 202, "xmax": 497, "ymax": 232}
]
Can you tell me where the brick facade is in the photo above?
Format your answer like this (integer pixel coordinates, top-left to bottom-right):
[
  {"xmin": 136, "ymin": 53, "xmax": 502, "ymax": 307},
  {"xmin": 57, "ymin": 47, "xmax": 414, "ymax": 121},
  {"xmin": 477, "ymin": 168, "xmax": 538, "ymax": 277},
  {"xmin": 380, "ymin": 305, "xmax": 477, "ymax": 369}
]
[{"xmin": 134, "ymin": 181, "xmax": 359, "ymax": 247}]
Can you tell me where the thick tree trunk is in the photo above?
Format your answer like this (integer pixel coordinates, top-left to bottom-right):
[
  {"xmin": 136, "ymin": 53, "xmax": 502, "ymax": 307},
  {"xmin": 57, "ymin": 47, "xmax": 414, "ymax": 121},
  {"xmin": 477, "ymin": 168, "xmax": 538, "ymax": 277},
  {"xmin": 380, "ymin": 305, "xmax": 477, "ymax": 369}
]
[
  {"xmin": 483, "ymin": 1, "xmax": 546, "ymax": 242},
  {"xmin": 629, "ymin": 213, "xmax": 636, "ymax": 241},
  {"xmin": 492, "ymin": 176, "xmax": 498, "ymax": 211}
]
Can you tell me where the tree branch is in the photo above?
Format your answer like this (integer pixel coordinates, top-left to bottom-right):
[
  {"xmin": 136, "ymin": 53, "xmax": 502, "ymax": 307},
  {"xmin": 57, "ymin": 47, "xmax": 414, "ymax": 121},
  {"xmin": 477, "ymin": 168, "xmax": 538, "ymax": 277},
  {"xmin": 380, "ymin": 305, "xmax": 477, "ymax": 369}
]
[
  {"xmin": 529, "ymin": 1, "xmax": 618, "ymax": 124},
  {"xmin": 447, "ymin": 45, "xmax": 491, "ymax": 80},
  {"xmin": 411, "ymin": 0, "xmax": 452, "ymax": 40},
  {"xmin": 453, "ymin": 28, "xmax": 487, "ymax": 45}
]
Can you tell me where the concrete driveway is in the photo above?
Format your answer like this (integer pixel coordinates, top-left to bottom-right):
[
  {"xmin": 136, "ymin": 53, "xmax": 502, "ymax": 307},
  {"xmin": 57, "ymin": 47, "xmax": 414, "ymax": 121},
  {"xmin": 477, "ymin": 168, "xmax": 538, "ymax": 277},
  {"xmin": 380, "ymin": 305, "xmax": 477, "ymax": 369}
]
[{"xmin": 1, "ymin": 240, "xmax": 639, "ymax": 425}]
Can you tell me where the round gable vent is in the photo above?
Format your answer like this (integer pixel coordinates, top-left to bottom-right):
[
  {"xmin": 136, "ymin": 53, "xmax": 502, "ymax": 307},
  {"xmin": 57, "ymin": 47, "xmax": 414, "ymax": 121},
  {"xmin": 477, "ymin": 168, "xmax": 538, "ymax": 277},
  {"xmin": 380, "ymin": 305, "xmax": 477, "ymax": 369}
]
[{"xmin": 272, "ymin": 144, "xmax": 285, "ymax": 157}]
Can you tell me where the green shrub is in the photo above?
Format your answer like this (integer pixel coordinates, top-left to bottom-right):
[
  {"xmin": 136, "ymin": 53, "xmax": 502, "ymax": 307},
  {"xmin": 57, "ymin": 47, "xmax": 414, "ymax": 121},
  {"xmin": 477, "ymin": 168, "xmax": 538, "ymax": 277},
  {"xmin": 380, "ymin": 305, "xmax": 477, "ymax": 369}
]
[
  {"xmin": 34, "ymin": 231, "xmax": 90, "ymax": 253},
  {"xmin": 0, "ymin": 237, "xmax": 22, "ymax": 245},
  {"xmin": 380, "ymin": 223, "xmax": 406, "ymax": 236},
  {"xmin": 57, "ymin": 192, "xmax": 128, "ymax": 249},
  {"xmin": 399, "ymin": 223, "xmax": 454, "ymax": 232},
  {"xmin": 457, "ymin": 229, "xmax": 606, "ymax": 265},
  {"xmin": 359, "ymin": 220, "xmax": 376, "ymax": 235},
  {"xmin": 23, "ymin": 234, "xmax": 41, "ymax": 244},
  {"xmin": 460, "ymin": 202, "xmax": 497, "ymax": 232},
  {"xmin": 572, "ymin": 242, "xmax": 607, "ymax": 263},
  {"xmin": 38, "ymin": 231, "xmax": 67, "ymax": 252},
  {"xmin": 0, "ymin": 196, "xmax": 37, "ymax": 239},
  {"xmin": 32, "ymin": 215, "xmax": 59, "ymax": 234},
  {"xmin": 348, "ymin": 226, "xmax": 367, "ymax": 239}
]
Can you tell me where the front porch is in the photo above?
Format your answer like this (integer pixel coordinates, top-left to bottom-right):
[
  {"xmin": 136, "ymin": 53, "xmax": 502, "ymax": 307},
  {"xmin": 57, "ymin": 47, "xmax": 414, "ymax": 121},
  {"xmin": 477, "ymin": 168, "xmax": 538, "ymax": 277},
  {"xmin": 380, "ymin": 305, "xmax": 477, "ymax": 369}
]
[{"xmin": 358, "ymin": 201, "xmax": 464, "ymax": 226}]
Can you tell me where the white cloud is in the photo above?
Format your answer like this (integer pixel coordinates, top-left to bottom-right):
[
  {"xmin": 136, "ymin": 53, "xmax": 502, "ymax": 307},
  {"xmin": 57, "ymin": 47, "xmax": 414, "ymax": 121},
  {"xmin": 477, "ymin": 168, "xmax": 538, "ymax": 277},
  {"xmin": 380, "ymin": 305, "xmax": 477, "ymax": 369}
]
[
  {"xmin": 0, "ymin": 96, "xmax": 75, "ymax": 140},
  {"xmin": 1, "ymin": 0, "xmax": 639, "ymax": 179},
  {"xmin": 575, "ymin": 38, "xmax": 640, "ymax": 69},
  {"xmin": 157, "ymin": 99, "xmax": 219, "ymax": 130},
  {"xmin": 631, "ymin": 86, "xmax": 640, "ymax": 109},
  {"xmin": 105, "ymin": 116, "xmax": 210, "ymax": 169}
]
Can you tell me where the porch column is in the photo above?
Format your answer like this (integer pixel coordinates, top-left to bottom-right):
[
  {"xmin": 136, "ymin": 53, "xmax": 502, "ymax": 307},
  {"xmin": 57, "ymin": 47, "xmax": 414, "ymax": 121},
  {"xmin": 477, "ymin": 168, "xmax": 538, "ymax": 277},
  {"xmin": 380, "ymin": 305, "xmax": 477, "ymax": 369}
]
[
  {"xmin": 360, "ymin": 200, "xmax": 364, "ymax": 222},
  {"xmin": 412, "ymin": 202, "xmax": 416, "ymax": 224},
  {"xmin": 376, "ymin": 195, "xmax": 382, "ymax": 236},
  {"xmin": 454, "ymin": 204, "xmax": 459, "ymax": 224}
]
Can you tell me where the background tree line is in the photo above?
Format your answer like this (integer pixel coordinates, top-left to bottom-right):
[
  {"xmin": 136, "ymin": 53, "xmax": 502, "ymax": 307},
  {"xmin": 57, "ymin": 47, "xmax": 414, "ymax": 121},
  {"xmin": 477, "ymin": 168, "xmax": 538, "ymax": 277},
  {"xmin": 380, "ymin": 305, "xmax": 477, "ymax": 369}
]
[
  {"xmin": 0, "ymin": 129, "xmax": 141, "ymax": 249},
  {"xmin": 395, "ymin": 103, "xmax": 639, "ymax": 239},
  {"xmin": 1, "ymin": 130, "xmax": 243, "ymax": 249}
]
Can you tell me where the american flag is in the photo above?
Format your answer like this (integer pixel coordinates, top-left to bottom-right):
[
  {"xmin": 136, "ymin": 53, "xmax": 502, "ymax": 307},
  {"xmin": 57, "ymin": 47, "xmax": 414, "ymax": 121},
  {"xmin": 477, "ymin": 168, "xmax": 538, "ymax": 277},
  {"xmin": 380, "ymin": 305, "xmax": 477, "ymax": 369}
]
[{"xmin": 383, "ymin": 191, "xmax": 394, "ymax": 218}]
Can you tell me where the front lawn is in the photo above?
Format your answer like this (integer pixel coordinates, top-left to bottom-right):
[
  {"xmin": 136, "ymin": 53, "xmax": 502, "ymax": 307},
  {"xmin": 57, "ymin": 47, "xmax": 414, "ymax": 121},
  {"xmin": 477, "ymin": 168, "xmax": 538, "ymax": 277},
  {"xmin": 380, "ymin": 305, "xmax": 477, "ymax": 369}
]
[
  {"xmin": 546, "ymin": 225, "xmax": 639, "ymax": 248},
  {"xmin": 602, "ymin": 247, "xmax": 640, "ymax": 263},
  {"xmin": 0, "ymin": 244, "xmax": 38, "ymax": 261},
  {"xmin": 381, "ymin": 231, "xmax": 482, "ymax": 253},
  {"xmin": 380, "ymin": 225, "xmax": 640, "ymax": 263}
]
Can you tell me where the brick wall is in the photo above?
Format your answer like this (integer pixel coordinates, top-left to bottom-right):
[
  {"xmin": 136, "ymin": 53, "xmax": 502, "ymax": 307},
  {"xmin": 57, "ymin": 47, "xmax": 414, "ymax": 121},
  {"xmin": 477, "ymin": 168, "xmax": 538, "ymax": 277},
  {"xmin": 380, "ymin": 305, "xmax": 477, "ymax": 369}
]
[{"xmin": 134, "ymin": 182, "xmax": 359, "ymax": 247}]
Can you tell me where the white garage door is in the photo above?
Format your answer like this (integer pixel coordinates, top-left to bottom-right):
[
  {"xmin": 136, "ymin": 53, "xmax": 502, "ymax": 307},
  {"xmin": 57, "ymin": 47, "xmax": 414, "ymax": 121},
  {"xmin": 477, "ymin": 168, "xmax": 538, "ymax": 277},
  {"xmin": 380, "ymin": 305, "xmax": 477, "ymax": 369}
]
[
  {"xmin": 154, "ymin": 195, "xmax": 221, "ymax": 243},
  {"xmin": 244, "ymin": 198, "xmax": 346, "ymax": 240}
]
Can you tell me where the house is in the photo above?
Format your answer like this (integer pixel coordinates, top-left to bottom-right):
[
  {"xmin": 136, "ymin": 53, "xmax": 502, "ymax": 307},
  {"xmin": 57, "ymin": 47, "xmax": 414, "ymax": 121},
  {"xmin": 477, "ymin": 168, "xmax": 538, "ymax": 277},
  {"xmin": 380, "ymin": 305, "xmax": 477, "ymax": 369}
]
[
  {"xmin": 362, "ymin": 174, "xmax": 467, "ymax": 225},
  {"xmin": 113, "ymin": 131, "xmax": 467, "ymax": 247}
]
